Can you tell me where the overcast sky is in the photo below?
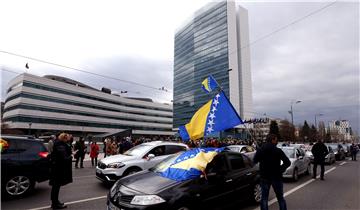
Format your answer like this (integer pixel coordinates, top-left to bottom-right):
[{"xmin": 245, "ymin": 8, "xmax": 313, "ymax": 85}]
[{"xmin": 0, "ymin": 0, "xmax": 359, "ymax": 133}]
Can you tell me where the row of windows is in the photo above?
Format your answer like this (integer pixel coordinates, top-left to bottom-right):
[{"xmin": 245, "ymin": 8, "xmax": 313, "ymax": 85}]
[
  {"xmin": 4, "ymin": 104, "xmax": 171, "ymax": 124},
  {"xmin": 20, "ymin": 81, "xmax": 171, "ymax": 112},
  {"xmin": 5, "ymin": 93, "xmax": 172, "ymax": 119},
  {"xmin": 4, "ymin": 116, "xmax": 172, "ymax": 132}
]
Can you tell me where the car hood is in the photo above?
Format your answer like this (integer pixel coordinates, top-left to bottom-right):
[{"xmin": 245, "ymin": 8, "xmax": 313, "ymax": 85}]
[
  {"xmin": 101, "ymin": 154, "xmax": 138, "ymax": 164},
  {"xmin": 119, "ymin": 170, "xmax": 179, "ymax": 194}
]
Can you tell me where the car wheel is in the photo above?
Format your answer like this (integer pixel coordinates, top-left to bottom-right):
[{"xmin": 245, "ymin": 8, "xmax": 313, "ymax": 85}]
[
  {"xmin": 123, "ymin": 167, "xmax": 141, "ymax": 176},
  {"xmin": 293, "ymin": 168, "xmax": 299, "ymax": 181},
  {"xmin": 5, "ymin": 175, "xmax": 34, "ymax": 198},
  {"xmin": 253, "ymin": 183, "xmax": 262, "ymax": 203}
]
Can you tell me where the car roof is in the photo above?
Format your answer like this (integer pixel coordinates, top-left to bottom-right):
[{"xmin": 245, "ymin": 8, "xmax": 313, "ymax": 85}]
[
  {"xmin": 279, "ymin": 146, "xmax": 296, "ymax": 150},
  {"xmin": 141, "ymin": 141, "xmax": 188, "ymax": 147},
  {"xmin": 1, "ymin": 135, "xmax": 44, "ymax": 142}
]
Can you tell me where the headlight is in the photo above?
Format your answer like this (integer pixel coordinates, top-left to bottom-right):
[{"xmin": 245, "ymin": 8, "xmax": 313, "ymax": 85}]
[
  {"xmin": 110, "ymin": 183, "xmax": 118, "ymax": 197},
  {"xmin": 107, "ymin": 162, "xmax": 125, "ymax": 168},
  {"xmin": 130, "ymin": 195, "xmax": 166, "ymax": 205}
]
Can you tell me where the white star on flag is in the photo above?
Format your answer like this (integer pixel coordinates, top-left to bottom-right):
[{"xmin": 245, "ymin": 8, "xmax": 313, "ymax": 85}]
[
  {"xmin": 209, "ymin": 113, "xmax": 215, "ymax": 119},
  {"xmin": 211, "ymin": 106, "xmax": 217, "ymax": 112},
  {"xmin": 213, "ymin": 99, "xmax": 219, "ymax": 106},
  {"xmin": 215, "ymin": 94, "xmax": 220, "ymax": 99},
  {"xmin": 208, "ymin": 119, "xmax": 215, "ymax": 126},
  {"xmin": 207, "ymin": 127, "xmax": 214, "ymax": 133}
]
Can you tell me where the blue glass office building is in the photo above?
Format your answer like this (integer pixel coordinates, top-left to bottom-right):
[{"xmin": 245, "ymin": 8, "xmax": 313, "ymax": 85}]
[{"xmin": 173, "ymin": 1, "xmax": 253, "ymax": 128}]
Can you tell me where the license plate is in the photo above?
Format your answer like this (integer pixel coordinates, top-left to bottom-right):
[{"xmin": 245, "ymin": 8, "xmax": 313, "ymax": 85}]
[{"xmin": 107, "ymin": 201, "xmax": 120, "ymax": 210}]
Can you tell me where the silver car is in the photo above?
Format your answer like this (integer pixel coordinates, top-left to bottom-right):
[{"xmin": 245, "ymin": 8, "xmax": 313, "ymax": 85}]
[
  {"xmin": 279, "ymin": 146, "xmax": 311, "ymax": 181},
  {"xmin": 96, "ymin": 141, "xmax": 188, "ymax": 183},
  {"xmin": 305, "ymin": 145, "xmax": 336, "ymax": 164},
  {"xmin": 226, "ymin": 145, "xmax": 256, "ymax": 160}
]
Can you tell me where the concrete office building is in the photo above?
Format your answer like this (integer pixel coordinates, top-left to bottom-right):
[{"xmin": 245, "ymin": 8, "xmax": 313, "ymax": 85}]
[
  {"xmin": 173, "ymin": 1, "xmax": 253, "ymax": 128},
  {"xmin": 3, "ymin": 73, "xmax": 174, "ymax": 137}
]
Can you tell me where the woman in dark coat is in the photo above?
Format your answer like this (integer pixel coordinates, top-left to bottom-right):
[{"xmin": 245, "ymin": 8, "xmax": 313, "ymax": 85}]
[{"xmin": 49, "ymin": 133, "xmax": 73, "ymax": 209}]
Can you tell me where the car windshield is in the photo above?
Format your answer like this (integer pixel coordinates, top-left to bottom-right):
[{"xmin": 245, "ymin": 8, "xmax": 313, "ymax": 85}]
[
  {"xmin": 327, "ymin": 144, "xmax": 338, "ymax": 150},
  {"xmin": 123, "ymin": 144, "xmax": 154, "ymax": 156},
  {"xmin": 281, "ymin": 148, "xmax": 295, "ymax": 158},
  {"xmin": 150, "ymin": 152, "xmax": 183, "ymax": 173},
  {"xmin": 227, "ymin": 146, "xmax": 241, "ymax": 152}
]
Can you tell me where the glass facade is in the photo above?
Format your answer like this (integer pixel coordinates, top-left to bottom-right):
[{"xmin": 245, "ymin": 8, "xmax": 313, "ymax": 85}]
[{"xmin": 173, "ymin": 1, "xmax": 230, "ymax": 128}]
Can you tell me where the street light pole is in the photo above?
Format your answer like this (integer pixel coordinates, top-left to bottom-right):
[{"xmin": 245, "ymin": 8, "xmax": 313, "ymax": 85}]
[
  {"xmin": 289, "ymin": 100, "xmax": 302, "ymax": 125},
  {"xmin": 315, "ymin": 113, "xmax": 323, "ymax": 129},
  {"xmin": 28, "ymin": 123, "xmax": 32, "ymax": 135}
]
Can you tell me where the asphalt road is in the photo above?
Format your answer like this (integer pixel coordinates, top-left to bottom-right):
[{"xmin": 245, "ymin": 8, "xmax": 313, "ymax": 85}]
[{"xmin": 2, "ymin": 155, "xmax": 359, "ymax": 210}]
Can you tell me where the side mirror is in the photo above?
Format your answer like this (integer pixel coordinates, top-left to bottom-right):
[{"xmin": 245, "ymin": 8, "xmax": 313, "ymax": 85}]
[{"xmin": 147, "ymin": 154, "xmax": 155, "ymax": 160}]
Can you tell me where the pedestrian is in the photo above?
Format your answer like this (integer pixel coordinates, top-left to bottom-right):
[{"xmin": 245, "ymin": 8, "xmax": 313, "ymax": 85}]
[
  {"xmin": 90, "ymin": 140, "xmax": 100, "ymax": 167},
  {"xmin": 103, "ymin": 138, "xmax": 107, "ymax": 158},
  {"xmin": 253, "ymin": 134, "xmax": 291, "ymax": 210},
  {"xmin": 74, "ymin": 137, "xmax": 86, "ymax": 168},
  {"xmin": 48, "ymin": 135, "xmax": 56, "ymax": 154},
  {"xmin": 49, "ymin": 133, "xmax": 73, "ymax": 209},
  {"xmin": 350, "ymin": 142, "xmax": 358, "ymax": 161},
  {"xmin": 311, "ymin": 139, "xmax": 329, "ymax": 180}
]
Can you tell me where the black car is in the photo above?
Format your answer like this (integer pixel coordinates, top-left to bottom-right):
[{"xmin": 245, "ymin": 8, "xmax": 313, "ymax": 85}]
[
  {"xmin": 1, "ymin": 135, "xmax": 50, "ymax": 199},
  {"xmin": 107, "ymin": 151, "xmax": 261, "ymax": 210}
]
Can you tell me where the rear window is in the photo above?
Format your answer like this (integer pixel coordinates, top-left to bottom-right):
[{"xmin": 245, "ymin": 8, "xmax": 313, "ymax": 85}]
[{"xmin": 17, "ymin": 140, "xmax": 46, "ymax": 153}]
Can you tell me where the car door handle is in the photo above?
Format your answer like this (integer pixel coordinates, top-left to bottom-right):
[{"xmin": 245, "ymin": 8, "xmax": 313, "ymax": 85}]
[{"xmin": 225, "ymin": 179, "xmax": 232, "ymax": 183}]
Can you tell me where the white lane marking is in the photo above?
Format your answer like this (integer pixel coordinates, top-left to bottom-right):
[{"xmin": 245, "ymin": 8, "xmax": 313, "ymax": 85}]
[
  {"xmin": 339, "ymin": 161, "xmax": 347, "ymax": 166},
  {"xmin": 73, "ymin": 175, "xmax": 95, "ymax": 179},
  {"xmin": 252, "ymin": 167, "xmax": 337, "ymax": 210},
  {"xmin": 27, "ymin": 195, "xmax": 107, "ymax": 210}
]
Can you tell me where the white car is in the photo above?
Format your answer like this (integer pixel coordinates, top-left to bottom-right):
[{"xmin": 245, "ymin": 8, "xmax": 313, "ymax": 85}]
[
  {"xmin": 96, "ymin": 141, "xmax": 188, "ymax": 183},
  {"xmin": 280, "ymin": 146, "xmax": 311, "ymax": 181}
]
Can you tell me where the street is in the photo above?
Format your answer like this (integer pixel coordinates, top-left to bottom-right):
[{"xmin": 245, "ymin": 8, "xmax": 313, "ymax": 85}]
[{"xmin": 2, "ymin": 155, "xmax": 359, "ymax": 210}]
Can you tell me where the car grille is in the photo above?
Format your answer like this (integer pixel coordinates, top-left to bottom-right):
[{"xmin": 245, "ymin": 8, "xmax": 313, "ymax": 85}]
[
  {"xmin": 119, "ymin": 195, "xmax": 134, "ymax": 203},
  {"xmin": 98, "ymin": 162, "xmax": 107, "ymax": 169}
]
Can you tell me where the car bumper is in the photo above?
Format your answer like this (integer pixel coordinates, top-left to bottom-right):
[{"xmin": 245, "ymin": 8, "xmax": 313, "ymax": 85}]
[
  {"xmin": 282, "ymin": 168, "xmax": 294, "ymax": 178},
  {"xmin": 96, "ymin": 167, "xmax": 123, "ymax": 183},
  {"xmin": 107, "ymin": 199, "xmax": 169, "ymax": 210}
]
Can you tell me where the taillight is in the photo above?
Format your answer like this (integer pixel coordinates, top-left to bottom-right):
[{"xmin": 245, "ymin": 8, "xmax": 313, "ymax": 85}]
[{"xmin": 38, "ymin": 151, "xmax": 49, "ymax": 158}]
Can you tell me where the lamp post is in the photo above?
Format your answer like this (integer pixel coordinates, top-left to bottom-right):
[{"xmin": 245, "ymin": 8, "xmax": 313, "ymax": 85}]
[
  {"xmin": 28, "ymin": 123, "xmax": 32, "ymax": 135},
  {"xmin": 289, "ymin": 100, "xmax": 302, "ymax": 125},
  {"xmin": 315, "ymin": 113, "xmax": 323, "ymax": 129}
]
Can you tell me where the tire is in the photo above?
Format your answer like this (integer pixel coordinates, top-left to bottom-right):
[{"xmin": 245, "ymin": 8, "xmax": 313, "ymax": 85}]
[
  {"xmin": 123, "ymin": 167, "xmax": 141, "ymax": 176},
  {"xmin": 4, "ymin": 175, "xmax": 35, "ymax": 198},
  {"xmin": 252, "ymin": 183, "xmax": 262, "ymax": 203},
  {"xmin": 293, "ymin": 168, "xmax": 299, "ymax": 182}
]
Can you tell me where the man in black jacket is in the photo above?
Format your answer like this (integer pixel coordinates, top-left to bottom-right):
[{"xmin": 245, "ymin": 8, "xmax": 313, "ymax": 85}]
[
  {"xmin": 49, "ymin": 133, "xmax": 73, "ymax": 209},
  {"xmin": 254, "ymin": 134, "xmax": 291, "ymax": 210},
  {"xmin": 311, "ymin": 139, "xmax": 329, "ymax": 180}
]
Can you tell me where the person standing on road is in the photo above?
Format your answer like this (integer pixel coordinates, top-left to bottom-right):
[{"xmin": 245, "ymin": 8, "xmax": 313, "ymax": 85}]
[
  {"xmin": 350, "ymin": 142, "xmax": 358, "ymax": 161},
  {"xmin": 49, "ymin": 133, "xmax": 73, "ymax": 209},
  {"xmin": 254, "ymin": 134, "xmax": 291, "ymax": 210},
  {"xmin": 311, "ymin": 139, "xmax": 329, "ymax": 180},
  {"xmin": 74, "ymin": 138, "xmax": 86, "ymax": 168},
  {"xmin": 90, "ymin": 140, "xmax": 100, "ymax": 167}
]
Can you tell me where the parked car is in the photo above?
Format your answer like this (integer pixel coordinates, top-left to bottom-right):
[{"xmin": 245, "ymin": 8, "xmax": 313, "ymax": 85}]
[
  {"xmin": 341, "ymin": 143, "xmax": 351, "ymax": 157},
  {"xmin": 226, "ymin": 145, "xmax": 256, "ymax": 160},
  {"xmin": 1, "ymin": 135, "xmax": 50, "ymax": 199},
  {"xmin": 326, "ymin": 143, "xmax": 346, "ymax": 161},
  {"xmin": 304, "ymin": 145, "xmax": 336, "ymax": 165},
  {"xmin": 96, "ymin": 141, "xmax": 188, "ymax": 183},
  {"xmin": 107, "ymin": 150, "xmax": 261, "ymax": 210},
  {"xmin": 279, "ymin": 146, "xmax": 311, "ymax": 181}
]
